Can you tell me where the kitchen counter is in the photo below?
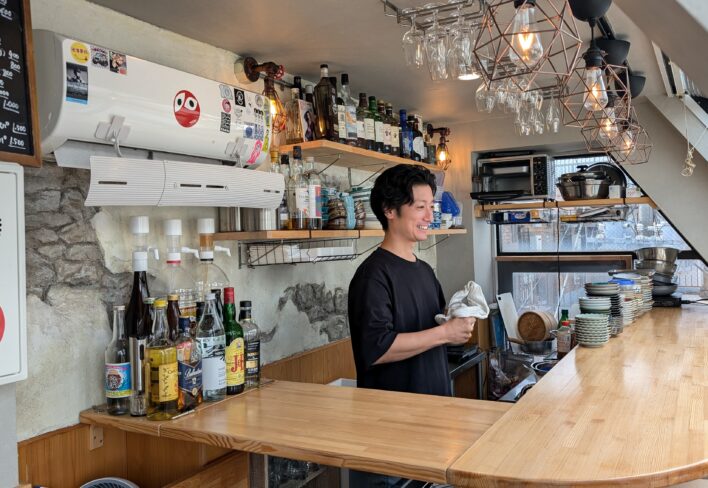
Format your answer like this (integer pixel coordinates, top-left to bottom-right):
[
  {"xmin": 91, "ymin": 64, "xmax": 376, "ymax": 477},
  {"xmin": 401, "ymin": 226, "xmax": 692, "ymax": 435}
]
[
  {"xmin": 449, "ymin": 305, "xmax": 708, "ymax": 487},
  {"xmin": 80, "ymin": 306, "xmax": 708, "ymax": 486}
]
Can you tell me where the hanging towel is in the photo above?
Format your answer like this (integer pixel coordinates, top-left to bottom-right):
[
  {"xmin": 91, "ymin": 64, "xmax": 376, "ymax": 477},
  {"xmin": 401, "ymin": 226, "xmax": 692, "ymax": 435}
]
[{"xmin": 435, "ymin": 281, "xmax": 490, "ymax": 324}]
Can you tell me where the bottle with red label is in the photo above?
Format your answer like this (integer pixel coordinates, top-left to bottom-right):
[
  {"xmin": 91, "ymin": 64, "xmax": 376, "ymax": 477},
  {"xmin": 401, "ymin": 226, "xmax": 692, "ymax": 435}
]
[
  {"xmin": 223, "ymin": 287, "xmax": 245, "ymax": 395},
  {"xmin": 557, "ymin": 320, "xmax": 572, "ymax": 359}
]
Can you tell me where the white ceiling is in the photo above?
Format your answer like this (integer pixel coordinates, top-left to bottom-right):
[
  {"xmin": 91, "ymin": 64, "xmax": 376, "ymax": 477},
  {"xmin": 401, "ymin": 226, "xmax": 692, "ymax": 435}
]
[{"xmin": 88, "ymin": 0, "xmax": 663, "ymax": 126}]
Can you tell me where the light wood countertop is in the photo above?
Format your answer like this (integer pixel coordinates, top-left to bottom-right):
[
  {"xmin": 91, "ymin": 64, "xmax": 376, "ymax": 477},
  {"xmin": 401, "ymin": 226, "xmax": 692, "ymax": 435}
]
[
  {"xmin": 81, "ymin": 379, "xmax": 509, "ymax": 483},
  {"xmin": 449, "ymin": 305, "xmax": 708, "ymax": 487}
]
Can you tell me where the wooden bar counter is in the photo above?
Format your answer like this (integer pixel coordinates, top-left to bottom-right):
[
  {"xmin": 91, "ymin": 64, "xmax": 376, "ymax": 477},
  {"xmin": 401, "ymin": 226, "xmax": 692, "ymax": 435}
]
[{"xmin": 80, "ymin": 307, "xmax": 708, "ymax": 486}]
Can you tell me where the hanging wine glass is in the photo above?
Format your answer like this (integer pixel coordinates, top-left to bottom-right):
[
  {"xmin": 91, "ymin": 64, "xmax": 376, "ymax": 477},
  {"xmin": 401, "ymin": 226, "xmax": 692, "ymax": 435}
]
[
  {"xmin": 546, "ymin": 95, "xmax": 561, "ymax": 133},
  {"xmin": 425, "ymin": 8, "xmax": 449, "ymax": 81},
  {"xmin": 475, "ymin": 82, "xmax": 495, "ymax": 113},
  {"xmin": 402, "ymin": 12, "xmax": 425, "ymax": 68},
  {"xmin": 447, "ymin": 6, "xmax": 480, "ymax": 81}
]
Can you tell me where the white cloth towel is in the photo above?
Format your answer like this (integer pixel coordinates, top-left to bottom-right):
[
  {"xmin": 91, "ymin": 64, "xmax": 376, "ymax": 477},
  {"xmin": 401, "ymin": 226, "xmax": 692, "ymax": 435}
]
[{"xmin": 435, "ymin": 281, "xmax": 490, "ymax": 324}]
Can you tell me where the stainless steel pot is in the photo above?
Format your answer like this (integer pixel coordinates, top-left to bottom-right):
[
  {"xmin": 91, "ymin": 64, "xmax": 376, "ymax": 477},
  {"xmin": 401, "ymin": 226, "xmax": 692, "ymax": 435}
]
[
  {"xmin": 510, "ymin": 337, "xmax": 555, "ymax": 355},
  {"xmin": 218, "ymin": 207, "xmax": 241, "ymax": 232},
  {"xmin": 635, "ymin": 247, "xmax": 679, "ymax": 263},
  {"xmin": 241, "ymin": 208, "xmax": 278, "ymax": 231},
  {"xmin": 557, "ymin": 180, "xmax": 610, "ymax": 200},
  {"xmin": 652, "ymin": 283, "xmax": 678, "ymax": 296},
  {"xmin": 636, "ymin": 259, "xmax": 678, "ymax": 275}
]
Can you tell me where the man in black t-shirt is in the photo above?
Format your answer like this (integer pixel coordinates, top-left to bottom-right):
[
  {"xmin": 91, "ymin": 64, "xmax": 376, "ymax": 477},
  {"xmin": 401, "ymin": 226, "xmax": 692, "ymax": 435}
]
[{"xmin": 348, "ymin": 165, "xmax": 475, "ymax": 397}]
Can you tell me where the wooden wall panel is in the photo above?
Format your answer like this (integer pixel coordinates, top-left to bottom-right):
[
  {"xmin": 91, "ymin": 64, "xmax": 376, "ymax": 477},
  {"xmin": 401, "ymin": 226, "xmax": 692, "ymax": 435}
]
[
  {"xmin": 262, "ymin": 338, "xmax": 356, "ymax": 384},
  {"xmin": 18, "ymin": 424, "xmax": 127, "ymax": 487},
  {"xmin": 165, "ymin": 451, "xmax": 248, "ymax": 488}
]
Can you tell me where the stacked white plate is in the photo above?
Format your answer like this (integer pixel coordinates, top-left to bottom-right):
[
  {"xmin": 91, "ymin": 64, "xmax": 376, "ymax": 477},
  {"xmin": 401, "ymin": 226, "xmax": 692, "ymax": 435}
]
[
  {"xmin": 575, "ymin": 313, "xmax": 610, "ymax": 347},
  {"xmin": 639, "ymin": 276, "xmax": 653, "ymax": 314},
  {"xmin": 585, "ymin": 282, "xmax": 620, "ymax": 296},
  {"xmin": 579, "ymin": 296, "xmax": 611, "ymax": 315},
  {"xmin": 621, "ymin": 296, "xmax": 638, "ymax": 325}
]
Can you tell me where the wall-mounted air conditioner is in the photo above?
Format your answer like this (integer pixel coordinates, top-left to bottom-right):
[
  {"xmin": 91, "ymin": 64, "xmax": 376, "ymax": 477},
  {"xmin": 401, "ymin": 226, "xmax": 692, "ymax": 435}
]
[
  {"xmin": 34, "ymin": 30, "xmax": 273, "ymax": 169},
  {"xmin": 85, "ymin": 156, "xmax": 284, "ymax": 208}
]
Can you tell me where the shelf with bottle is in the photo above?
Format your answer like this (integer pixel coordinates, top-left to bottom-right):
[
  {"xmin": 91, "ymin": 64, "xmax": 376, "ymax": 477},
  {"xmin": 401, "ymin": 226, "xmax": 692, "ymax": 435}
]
[
  {"xmin": 215, "ymin": 228, "xmax": 467, "ymax": 242},
  {"xmin": 476, "ymin": 196, "xmax": 656, "ymax": 214}
]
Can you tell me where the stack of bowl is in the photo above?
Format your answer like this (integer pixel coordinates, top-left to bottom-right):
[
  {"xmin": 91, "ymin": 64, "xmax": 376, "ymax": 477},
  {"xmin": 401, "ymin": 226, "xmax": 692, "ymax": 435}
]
[
  {"xmin": 635, "ymin": 247, "xmax": 679, "ymax": 297},
  {"xmin": 585, "ymin": 282, "xmax": 622, "ymax": 334},
  {"xmin": 575, "ymin": 313, "xmax": 610, "ymax": 347},
  {"xmin": 350, "ymin": 186, "xmax": 381, "ymax": 229},
  {"xmin": 609, "ymin": 269, "xmax": 654, "ymax": 313}
]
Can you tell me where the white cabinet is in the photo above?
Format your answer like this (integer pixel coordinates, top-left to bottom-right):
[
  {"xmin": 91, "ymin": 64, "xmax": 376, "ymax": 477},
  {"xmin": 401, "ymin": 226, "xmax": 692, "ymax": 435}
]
[{"xmin": 0, "ymin": 162, "xmax": 27, "ymax": 385}]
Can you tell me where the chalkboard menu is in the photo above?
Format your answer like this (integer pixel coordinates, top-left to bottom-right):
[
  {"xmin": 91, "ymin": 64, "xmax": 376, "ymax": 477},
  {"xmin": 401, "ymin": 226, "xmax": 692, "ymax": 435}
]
[{"xmin": 0, "ymin": 0, "xmax": 40, "ymax": 167}]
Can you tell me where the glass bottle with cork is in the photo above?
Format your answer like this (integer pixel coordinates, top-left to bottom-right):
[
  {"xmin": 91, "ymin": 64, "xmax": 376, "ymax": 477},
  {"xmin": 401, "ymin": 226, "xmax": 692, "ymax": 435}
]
[
  {"xmin": 105, "ymin": 305, "xmax": 131, "ymax": 416},
  {"xmin": 147, "ymin": 298, "xmax": 179, "ymax": 421},
  {"xmin": 175, "ymin": 315, "xmax": 202, "ymax": 411},
  {"xmin": 239, "ymin": 301, "xmax": 261, "ymax": 388},
  {"xmin": 223, "ymin": 287, "xmax": 245, "ymax": 395}
]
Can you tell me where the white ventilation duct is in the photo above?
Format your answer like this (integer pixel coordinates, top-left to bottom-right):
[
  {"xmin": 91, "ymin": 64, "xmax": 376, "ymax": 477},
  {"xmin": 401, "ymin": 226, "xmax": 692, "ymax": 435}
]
[
  {"xmin": 85, "ymin": 156, "xmax": 284, "ymax": 208},
  {"xmin": 34, "ymin": 30, "xmax": 273, "ymax": 170}
]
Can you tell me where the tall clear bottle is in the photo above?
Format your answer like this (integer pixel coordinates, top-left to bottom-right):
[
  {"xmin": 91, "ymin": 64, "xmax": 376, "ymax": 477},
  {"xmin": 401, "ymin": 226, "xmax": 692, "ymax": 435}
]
[
  {"xmin": 147, "ymin": 299, "xmax": 179, "ymax": 421},
  {"xmin": 340, "ymin": 74, "xmax": 358, "ymax": 146},
  {"xmin": 378, "ymin": 100, "xmax": 392, "ymax": 154},
  {"xmin": 356, "ymin": 93, "xmax": 370, "ymax": 149},
  {"xmin": 239, "ymin": 301, "xmax": 261, "ymax": 388},
  {"xmin": 195, "ymin": 218, "xmax": 230, "ymax": 302},
  {"xmin": 175, "ymin": 316, "xmax": 202, "ymax": 411},
  {"xmin": 408, "ymin": 115, "xmax": 424, "ymax": 162},
  {"xmin": 369, "ymin": 96, "xmax": 384, "ymax": 152},
  {"xmin": 223, "ymin": 287, "xmax": 245, "ymax": 395},
  {"xmin": 197, "ymin": 292, "xmax": 226, "ymax": 401},
  {"xmin": 105, "ymin": 305, "xmax": 131, "ymax": 416},
  {"xmin": 313, "ymin": 64, "xmax": 337, "ymax": 140},
  {"xmin": 305, "ymin": 156, "xmax": 322, "ymax": 230},
  {"xmin": 287, "ymin": 146, "xmax": 309, "ymax": 230},
  {"xmin": 277, "ymin": 155, "xmax": 291, "ymax": 230},
  {"xmin": 386, "ymin": 103, "xmax": 400, "ymax": 157},
  {"xmin": 126, "ymin": 216, "xmax": 157, "ymax": 417}
]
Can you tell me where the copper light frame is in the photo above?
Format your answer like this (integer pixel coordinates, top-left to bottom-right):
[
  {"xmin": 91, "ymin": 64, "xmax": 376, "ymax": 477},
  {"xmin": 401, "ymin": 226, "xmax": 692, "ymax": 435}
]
[
  {"xmin": 579, "ymin": 92, "xmax": 632, "ymax": 153},
  {"xmin": 473, "ymin": 0, "xmax": 583, "ymax": 94},
  {"xmin": 609, "ymin": 111, "xmax": 652, "ymax": 165},
  {"xmin": 560, "ymin": 60, "xmax": 630, "ymax": 129}
]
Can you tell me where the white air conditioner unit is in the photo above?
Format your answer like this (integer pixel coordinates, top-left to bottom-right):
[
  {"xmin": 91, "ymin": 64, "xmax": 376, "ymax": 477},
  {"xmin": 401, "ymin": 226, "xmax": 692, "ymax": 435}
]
[
  {"xmin": 85, "ymin": 156, "xmax": 284, "ymax": 208},
  {"xmin": 34, "ymin": 30, "xmax": 273, "ymax": 170}
]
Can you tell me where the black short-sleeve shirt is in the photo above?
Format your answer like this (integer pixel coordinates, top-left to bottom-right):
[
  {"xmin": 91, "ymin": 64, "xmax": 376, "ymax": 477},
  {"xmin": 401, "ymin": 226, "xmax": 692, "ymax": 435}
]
[{"xmin": 347, "ymin": 247, "xmax": 450, "ymax": 396}]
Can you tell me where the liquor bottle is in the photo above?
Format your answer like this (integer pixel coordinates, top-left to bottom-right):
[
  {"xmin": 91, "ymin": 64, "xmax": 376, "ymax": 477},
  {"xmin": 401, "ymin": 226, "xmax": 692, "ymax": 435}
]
[
  {"xmin": 356, "ymin": 93, "xmax": 371, "ymax": 149},
  {"xmin": 330, "ymin": 76, "xmax": 341, "ymax": 140},
  {"xmin": 399, "ymin": 109, "xmax": 411, "ymax": 158},
  {"xmin": 386, "ymin": 103, "xmax": 400, "ymax": 157},
  {"xmin": 211, "ymin": 288, "xmax": 223, "ymax": 323},
  {"xmin": 340, "ymin": 74, "xmax": 358, "ymax": 146},
  {"xmin": 167, "ymin": 294, "xmax": 180, "ymax": 342},
  {"xmin": 369, "ymin": 96, "xmax": 384, "ymax": 153},
  {"xmin": 305, "ymin": 157, "xmax": 323, "ymax": 230},
  {"xmin": 196, "ymin": 292, "xmax": 226, "ymax": 401},
  {"xmin": 288, "ymin": 146, "xmax": 309, "ymax": 230},
  {"xmin": 408, "ymin": 115, "xmax": 424, "ymax": 162},
  {"xmin": 304, "ymin": 84, "xmax": 314, "ymax": 105},
  {"xmin": 313, "ymin": 64, "xmax": 337, "ymax": 140},
  {"xmin": 378, "ymin": 100, "xmax": 391, "ymax": 154},
  {"xmin": 239, "ymin": 301, "xmax": 261, "ymax": 388},
  {"xmin": 175, "ymin": 316, "xmax": 202, "ymax": 411},
  {"xmin": 293, "ymin": 75, "xmax": 303, "ymax": 100},
  {"xmin": 147, "ymin": 299, "xmax": 179, "ymax": 421},
  {"xmin": 105, "ymin": 305, "xmax": 131, "ymax": 416},
  {"xmin": 223, "ymin": 287, "xmax": 245, "ymax": 395},
  {"xmin": 285, "ymin": 87, "xmax": 304, "ymax": 145},
  {"xmin": 278, "ymin": 155, "xmax": 291, "ymax": 230},
  {"xmin": 126, "ymin": 216, "xmax": 152, "ymax": 417},
  {"xmin": 558, "ymin": 309, "xmax": 569, "ymax": 329}
]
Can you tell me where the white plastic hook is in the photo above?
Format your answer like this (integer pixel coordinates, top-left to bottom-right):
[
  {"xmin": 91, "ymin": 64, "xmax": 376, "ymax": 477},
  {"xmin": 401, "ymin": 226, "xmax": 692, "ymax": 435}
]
[{"xmin": 214, "ymin": 245, "xmax": 232, "ymax": 257}]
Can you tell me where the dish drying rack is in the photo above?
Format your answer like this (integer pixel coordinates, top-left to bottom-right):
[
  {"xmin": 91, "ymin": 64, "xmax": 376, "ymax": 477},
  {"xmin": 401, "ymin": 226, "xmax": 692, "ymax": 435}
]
[{"xmin": 238, "ymin": 238, "xmax": 359, "ymax": 268}]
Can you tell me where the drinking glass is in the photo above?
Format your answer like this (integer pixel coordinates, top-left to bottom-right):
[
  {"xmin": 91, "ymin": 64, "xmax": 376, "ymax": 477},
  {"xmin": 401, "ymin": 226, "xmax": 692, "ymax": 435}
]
[
  {"xmin": 425, "ymin": 9, "xmax": 449, "ymax": 81},
  {"xmin": 447, "ymin": 7, "xmax": 480, "ymax": 81},
  {"xmin": 402, "ymin": 12, "xmax": 425, "ymax": 68},
  {"xmin": 475, "ymin": 82, "xmax": 495, "ymax": 113},
  {"xmin": 546, "ymin": 96, "xmax": 561, "ymax": 133}
]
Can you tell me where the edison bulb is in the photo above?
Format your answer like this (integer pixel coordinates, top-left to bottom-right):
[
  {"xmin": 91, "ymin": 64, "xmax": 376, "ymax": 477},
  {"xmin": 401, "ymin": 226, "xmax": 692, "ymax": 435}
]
[
  {"xmin": 583, "ymin": 67, "xmax": 608, "ymax": 111},
  {"xmin": 509, "ymin": 3, "xmax": 544, "ymax": 68},
  {"xmin": 619, "ymin": 129, "xmax": 637, "ymax": 156},
  {"xmin": 599, "ymin": 106, "xmax": 618, "ymax": 142}
]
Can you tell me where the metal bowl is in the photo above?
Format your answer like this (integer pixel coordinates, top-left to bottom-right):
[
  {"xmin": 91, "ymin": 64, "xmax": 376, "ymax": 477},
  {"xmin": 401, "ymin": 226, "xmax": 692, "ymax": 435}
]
[
  {"xmin": 531, "ymin": 360, "xmax": 558, "ymax": 378},
  {"xmin": 609, "ymin": 268, "xmax": 655, "ymax": 277},
  {"xmin": 635, "ymin": 247, "xmax": 679, "ymax": 264},
  {"xmin": 636, "ymin": 259, "xmax": 678, "ymax": 275},
  {"xmin": 652, "ymin": 283, "xmax": 678, "ymax": 296},
  {"xmin": 652, "ymin": 272, "xmax": 675, "ymax": 284},
  {"xmin": 557, "ymin": 180, "xmax": 610, "ymax": 201}
]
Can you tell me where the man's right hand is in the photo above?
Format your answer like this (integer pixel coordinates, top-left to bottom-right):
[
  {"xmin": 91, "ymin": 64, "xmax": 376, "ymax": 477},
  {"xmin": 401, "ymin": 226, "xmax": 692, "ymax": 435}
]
[{"xmin": 442, "ymin": 317, "xmax": 476, "ymax": 345}]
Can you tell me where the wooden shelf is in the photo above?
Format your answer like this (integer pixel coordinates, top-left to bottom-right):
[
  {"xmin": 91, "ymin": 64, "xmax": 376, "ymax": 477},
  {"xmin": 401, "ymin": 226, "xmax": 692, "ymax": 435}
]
[
  {"xmin": 214, "ymin": 228, "xmax": 467, "ymax": 241},
  {"xmin": 479, "ymin": 196, "xmax": 656, "ymax": 213},
  {"xmin": 277, "ymin": 140, "xmax": 436, "ymax": 170}
]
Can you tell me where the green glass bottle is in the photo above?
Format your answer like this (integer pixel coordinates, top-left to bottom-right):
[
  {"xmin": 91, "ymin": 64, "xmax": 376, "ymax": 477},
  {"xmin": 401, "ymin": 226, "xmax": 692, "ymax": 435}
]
[
  {"xmin": 223, "ymin": 287, "xmax": 245, "ymax": 395},
  {"xmin": 368, "ymin": 96, "xmax": 384, "ymax": 153}
]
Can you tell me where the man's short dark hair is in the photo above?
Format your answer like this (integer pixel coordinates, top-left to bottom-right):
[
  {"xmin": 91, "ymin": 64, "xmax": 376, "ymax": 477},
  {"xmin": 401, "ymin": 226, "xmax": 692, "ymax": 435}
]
[{"xmin": 370, "ymin": 164, "xmax": 437, "ymax": 230}]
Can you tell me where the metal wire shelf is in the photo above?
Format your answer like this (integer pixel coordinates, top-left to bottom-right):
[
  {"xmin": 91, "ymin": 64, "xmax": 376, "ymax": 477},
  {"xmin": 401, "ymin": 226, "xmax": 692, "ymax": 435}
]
[{"xmin": 238, "ymin": 238, "xmax": 359, "ymax": 268}]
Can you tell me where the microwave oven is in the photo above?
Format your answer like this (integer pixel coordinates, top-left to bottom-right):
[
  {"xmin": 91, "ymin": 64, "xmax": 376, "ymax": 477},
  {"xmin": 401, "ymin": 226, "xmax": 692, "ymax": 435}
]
[{"xmin": 475, "ymin": 154, "xmax": 555, "ymax": 201}]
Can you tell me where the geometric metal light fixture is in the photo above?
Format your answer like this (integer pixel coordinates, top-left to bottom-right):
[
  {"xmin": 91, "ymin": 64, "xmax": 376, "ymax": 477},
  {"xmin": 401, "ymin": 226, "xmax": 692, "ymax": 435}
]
[
  {"xmin": 580, "ymin": 92, "xmax": 631, "ymax": 153},
  {"xmin": 473, "ymin": 0, "xmax": 583, "ymax": 95},
  {"xmin": 609, "ymin": 110, "xmax": 652, "ymax": 165}
]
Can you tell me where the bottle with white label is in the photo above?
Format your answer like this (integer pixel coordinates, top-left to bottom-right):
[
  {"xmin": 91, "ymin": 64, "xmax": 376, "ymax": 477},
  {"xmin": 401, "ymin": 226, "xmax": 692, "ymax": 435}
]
[
  {"xmin": 378, "ymin": 100, "xmax": 392, "ymax": 154},
  {"xmin": 369, "ymin": 96, "xmax": 384, "ymax": 152},
  {"xmin": 305, "ymin": 156, "xmax": 322, "ymax": 230},
  {"xmin": 106, "ymin": 305, "xmax": 131, "ymax": 416},
  {"xmin": 287, "ymin": 145, "xmax": 309, "ymax": 230},
  {"xmin": 196, "ymin": 292, "xmax": 226, "ymax": 402}
]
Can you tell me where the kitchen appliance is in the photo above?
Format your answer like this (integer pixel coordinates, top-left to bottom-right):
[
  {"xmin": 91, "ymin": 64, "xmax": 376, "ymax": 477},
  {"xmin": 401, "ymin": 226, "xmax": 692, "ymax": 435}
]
[
  {"xmin": 475, "ymin": 154, "xmax": 554, "ymax": 201},
  {"xmin": 557, "ymin": 165, "xmax": 611, "ymax": 200},
  {"xmin": 0, "ymin": 163, "xmax": 27, "ymax": 386},
  {"xmin": 652, "ymin": 293, "xmax": 683, "ymax": 307}
]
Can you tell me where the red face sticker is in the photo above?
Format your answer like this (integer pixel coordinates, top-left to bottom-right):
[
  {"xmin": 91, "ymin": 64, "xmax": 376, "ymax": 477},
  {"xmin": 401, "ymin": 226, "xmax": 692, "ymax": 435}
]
[
  {"xmin": 0, "ymin": 306, "xmax": 5, "ymax": 343},
  {"xmin": 173, "ymin": 90, "xmax": 200, "ymax": 127}
]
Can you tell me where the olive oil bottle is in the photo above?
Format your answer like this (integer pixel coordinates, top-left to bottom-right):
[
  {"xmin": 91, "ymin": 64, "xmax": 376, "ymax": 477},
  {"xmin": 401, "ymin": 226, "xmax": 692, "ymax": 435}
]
[{"xmin": 147, "ymin": 298, "xmax": 179, "ymax": 420}]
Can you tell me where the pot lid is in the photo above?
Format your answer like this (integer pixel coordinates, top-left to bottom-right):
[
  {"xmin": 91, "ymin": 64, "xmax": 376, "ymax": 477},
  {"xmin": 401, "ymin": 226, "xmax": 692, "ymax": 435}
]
[{"xmin": 559, "ymin": 165, "xmax": 609, "ymax": 181}]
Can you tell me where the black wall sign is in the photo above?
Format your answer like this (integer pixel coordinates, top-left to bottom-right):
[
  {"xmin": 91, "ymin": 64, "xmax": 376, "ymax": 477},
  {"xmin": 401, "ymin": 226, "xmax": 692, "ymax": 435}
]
[{"xmin": 0, "ymin": 0, "xmax": 40, "ymax": 167}]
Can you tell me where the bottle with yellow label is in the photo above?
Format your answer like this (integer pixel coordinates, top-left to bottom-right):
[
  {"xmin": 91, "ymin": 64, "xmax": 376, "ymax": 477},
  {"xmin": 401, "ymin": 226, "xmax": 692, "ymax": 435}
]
[
  {"xmin": 223, "ymin": 287, "xmax": 245, "ymax": 395},
  {"xmin": 147, "ymin": 298, "xmax": 179, "ymax": 420}
]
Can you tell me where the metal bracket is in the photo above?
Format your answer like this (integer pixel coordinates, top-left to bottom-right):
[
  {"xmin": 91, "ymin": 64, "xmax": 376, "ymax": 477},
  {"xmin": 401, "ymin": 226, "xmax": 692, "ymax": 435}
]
[
  {"xmin": 316, "ymin": 154, "xmax": 342, "ymax": 175},
  {"xmin": 95, "ymin": 115, "xmax": 130, "ymax": 157},
  {"xmin": 418, "ymin": 234, "xmax": 451, "ymax": 251},
  {"xmin": 353, "ymin": 165, "xmax": 385, "ymax": 187}
]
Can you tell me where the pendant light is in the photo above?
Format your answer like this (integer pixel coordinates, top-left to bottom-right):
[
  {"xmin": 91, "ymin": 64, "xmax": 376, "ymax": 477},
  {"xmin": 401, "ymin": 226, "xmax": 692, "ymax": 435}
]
[
  {"xmin": 609, "ymin": 108, "xmax": 652, "ymax": 165},
  {"xmin": 427, "ymin": 125, "xmax": 452, "ymax": 171},
  {"xmin": 473, "ymin": 0, "xmax": 582, "ymax": 94}
]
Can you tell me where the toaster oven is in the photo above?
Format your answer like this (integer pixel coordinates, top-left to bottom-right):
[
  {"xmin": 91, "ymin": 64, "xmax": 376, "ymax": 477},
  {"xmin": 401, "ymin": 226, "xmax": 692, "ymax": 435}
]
[{"xmin": 475, "ymin": 154, "xmax": 555, "ymax": 201}]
